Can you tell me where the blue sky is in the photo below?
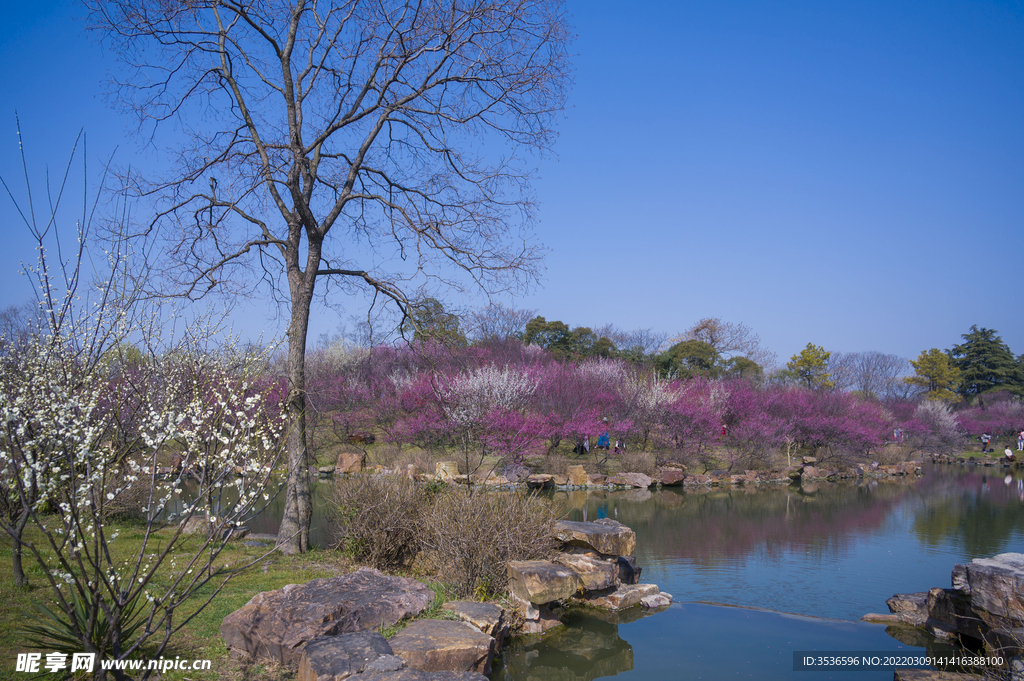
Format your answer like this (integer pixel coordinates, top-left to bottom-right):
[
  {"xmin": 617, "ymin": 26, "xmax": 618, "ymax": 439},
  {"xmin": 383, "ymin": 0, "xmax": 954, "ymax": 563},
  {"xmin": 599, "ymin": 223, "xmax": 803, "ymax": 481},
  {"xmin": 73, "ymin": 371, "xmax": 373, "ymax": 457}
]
[{"xmin": 2, "ymin": 1, "xmax": 1022, "ymax": 363}]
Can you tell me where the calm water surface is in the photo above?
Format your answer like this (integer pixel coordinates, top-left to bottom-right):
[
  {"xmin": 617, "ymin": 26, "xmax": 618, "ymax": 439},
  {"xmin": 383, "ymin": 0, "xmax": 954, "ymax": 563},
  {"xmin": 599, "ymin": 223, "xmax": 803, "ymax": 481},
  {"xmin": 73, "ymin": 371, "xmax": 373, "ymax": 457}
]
[
  {"xmin": 493, "ymin": 463, "xmax": 1024, "ymax": 680},
  {"xmin": 243, "ymin": 463, "xmax": 1024, "ymax": 680}
]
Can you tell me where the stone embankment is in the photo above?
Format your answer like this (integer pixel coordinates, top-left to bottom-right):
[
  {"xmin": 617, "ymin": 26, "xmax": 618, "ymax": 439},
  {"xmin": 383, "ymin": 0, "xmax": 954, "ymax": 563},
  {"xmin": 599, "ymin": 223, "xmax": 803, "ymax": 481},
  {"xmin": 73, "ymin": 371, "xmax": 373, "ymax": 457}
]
[
  {"xmin": 864, "ymin": 553, "xmax": 1024, "ymax": 677},
  {"xmin": 508, "ymin": 518, "xmax": 671, "ymax": 633},
  {"xmin": 221, "ymin": 520, "xmax": 667, "ymax": 679},
  {"xmin": 314, "ymin": 454, "xmax": 924, "ymax": 490}
]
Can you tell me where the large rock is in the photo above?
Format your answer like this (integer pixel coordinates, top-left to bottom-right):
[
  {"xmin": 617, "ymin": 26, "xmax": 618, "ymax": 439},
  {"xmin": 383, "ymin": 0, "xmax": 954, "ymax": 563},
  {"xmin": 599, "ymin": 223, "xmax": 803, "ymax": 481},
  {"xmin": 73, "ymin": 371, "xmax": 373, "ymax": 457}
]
[
  {"xmin": 441, "ymin": 602, "xmax": 508, "ymax": 652},
  {"xmin": 297, "ymin": 631, "xmax": 394, "ymax": 681},
  {"xmin": 337, "ymin": 450, "xmax": 367, "ymax": 474},
  {"xmin": 606, "ymin": 473, "xmax": 653, "ymax": 488},
  {"xmin": 554, "ymin": 547, "xmax": 618, "ymax": 592},
  {"xmin": 525, "ymin": 474, "xmax": 553, "ymax": 488},
  {"xmin": 566, "ymin": 465, "xmax": 588, "ymax": 487},
  {"xmin": 576, "ymin": 583, "xmax": 660, "ymax": 610},
  {"xmin": 953, "ymin": 553, "xmax": 1024, "ymax": 628},
  {"xmin": 554, "ymin": 519, "xmax": 637, "ymax": 557},
  {"xmin": 220, "ymin": 567, "xmax": 434, "ymax": 664},
  {"xmin": 657, "ymin": 468, "xmax": 686, "ymax": 486},
  {"xmin": 388, "ymin": 620, "xmax": 496, "ymax": 676},
  {"xmin": 507, "ymin": 560, "xmax": 580, "ymax": 604}
]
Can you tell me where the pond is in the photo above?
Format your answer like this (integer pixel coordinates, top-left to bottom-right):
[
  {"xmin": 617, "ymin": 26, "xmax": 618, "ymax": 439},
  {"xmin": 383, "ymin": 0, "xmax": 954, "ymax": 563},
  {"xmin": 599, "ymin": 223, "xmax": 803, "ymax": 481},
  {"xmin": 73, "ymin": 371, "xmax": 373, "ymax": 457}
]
[
  {"xmin": 242, "ymin": 463, "xmax": 1024, "ymax": 679},
  {"xmin": 494, "ymin": 463, "xmax": 1024, "ymax": 680}
]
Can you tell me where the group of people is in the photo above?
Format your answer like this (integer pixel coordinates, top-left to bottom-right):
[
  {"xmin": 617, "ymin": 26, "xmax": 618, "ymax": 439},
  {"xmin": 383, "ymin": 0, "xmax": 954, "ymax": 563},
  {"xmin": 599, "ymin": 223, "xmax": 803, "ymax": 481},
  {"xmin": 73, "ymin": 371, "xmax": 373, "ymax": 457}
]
[
  {"xmin": 573, "ymin": 418, "xmax": 627, "ymax": 455},
  {"xmin": 989, "ymin": 429, "xmax": 1024, "ymax": 463}
]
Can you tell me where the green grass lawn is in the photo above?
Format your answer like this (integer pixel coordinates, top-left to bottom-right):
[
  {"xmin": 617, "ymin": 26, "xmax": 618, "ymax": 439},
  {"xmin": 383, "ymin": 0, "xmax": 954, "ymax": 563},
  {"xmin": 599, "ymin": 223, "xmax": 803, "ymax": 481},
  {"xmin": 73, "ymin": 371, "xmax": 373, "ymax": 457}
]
[{"xmin": 0, "ymin": 519, "xmax": 457, "ymax": 681}]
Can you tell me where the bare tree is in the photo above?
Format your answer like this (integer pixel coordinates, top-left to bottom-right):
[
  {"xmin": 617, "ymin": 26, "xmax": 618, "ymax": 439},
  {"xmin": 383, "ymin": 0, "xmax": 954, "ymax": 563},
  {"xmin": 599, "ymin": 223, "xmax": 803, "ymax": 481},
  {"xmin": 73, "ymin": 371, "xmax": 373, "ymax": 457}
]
[
  {"xmin": 592, "ymin": 324, "xmax": 669, "ymax": 360},
  {"xmin": 86, "ymin": 0, "xmax": 571, "ymax": 553},
  {"xmin": 464, "ymin": 302, "xmax": 536, "ymax": 342},
  {"xmin": 668, "ymin": 317, "xmax": 777, "ymax": 369},
  {"xmin": 830, "ymin": 351, "xmax": 910, "ymax": 400}
]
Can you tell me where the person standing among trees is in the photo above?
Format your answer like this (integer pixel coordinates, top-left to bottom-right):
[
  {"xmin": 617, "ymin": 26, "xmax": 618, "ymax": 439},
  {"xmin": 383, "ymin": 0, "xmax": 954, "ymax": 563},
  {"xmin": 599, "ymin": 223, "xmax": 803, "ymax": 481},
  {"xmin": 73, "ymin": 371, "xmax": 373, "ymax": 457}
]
[
  {"xmin": 981, "ymin": 432, "xmax": 992, "ymax": 453},
  {"xmin": 1017, "ymin": 429, "xmax": 1024, "ymax": 451}
]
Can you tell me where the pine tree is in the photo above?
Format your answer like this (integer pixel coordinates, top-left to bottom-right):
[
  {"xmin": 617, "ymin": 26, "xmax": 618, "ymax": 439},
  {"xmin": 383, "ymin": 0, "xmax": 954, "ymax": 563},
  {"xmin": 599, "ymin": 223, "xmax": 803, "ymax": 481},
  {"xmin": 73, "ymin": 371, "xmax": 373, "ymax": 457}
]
[{"xmin": 950, "ymin": 326, "xmax": 1024, "ymax": 398}]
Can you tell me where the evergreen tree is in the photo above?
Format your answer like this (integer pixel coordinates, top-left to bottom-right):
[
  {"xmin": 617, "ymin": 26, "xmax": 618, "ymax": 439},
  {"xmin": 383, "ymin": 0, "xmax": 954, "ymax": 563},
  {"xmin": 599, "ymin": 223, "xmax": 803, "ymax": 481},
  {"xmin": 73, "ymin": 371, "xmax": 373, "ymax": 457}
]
[
  {"xmin": 905, "ymin": 348, "xmax": 961, "ymax": 401},
  {"xmin": 950, "ymin": 326, "xmax": 1023, "ymax": 398},
  {"xmin": 783, "ymin": 343, "xmax": 834, "ymax": 390}
]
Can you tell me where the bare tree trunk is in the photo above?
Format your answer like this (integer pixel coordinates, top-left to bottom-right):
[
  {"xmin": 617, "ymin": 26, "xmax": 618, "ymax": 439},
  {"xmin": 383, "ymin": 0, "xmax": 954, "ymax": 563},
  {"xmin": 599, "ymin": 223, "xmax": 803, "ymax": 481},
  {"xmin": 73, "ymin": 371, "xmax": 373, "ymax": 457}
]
[
  {"xmin": 277, "ymin": 278, "xmax": 314, "ymax": 555},
  {"xmin": 11, "ymin": 508, "xmax": 30, "ymax": 587}
]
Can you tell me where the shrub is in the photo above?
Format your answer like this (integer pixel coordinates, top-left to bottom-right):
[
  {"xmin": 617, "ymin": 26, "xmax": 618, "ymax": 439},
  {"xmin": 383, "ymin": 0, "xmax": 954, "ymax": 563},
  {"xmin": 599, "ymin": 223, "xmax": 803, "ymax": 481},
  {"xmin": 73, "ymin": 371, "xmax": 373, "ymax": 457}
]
[
  {"xmin": 419, "ymin": 488, "xmax": 558, "ymax": 599},
  {"xmin": 325, "ymin": 475, "xmax": 428, "ymax": 569},
  {"xmin": 616, "ymin": 450, "xmax": 657, "ymax": 476}
]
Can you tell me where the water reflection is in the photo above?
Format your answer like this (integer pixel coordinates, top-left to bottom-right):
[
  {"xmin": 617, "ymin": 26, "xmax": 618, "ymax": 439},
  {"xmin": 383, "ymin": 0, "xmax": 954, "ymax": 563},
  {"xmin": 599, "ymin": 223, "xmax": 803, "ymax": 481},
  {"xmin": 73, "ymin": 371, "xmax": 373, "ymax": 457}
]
[
  {"xmin": 493, "ymin": 605, "xmax": 664, "ymax": 681},
  {"xmin": 550, "ymin": 464, "xmax": 1024, "ymax": 621}
]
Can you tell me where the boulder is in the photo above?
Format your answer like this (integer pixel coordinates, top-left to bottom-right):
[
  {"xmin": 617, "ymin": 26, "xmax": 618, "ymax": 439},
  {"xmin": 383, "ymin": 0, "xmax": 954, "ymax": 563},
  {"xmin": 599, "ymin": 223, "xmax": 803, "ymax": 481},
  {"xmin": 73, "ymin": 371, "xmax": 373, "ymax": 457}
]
[
  {"xmin": 318, "ymin": 466, "xmax": 336, "ymax": 476},
  {"xmin": 297, "ymin": 631, "xmax": 394, "ymax": 681},
  {"xmin": 954, "ymin": 553, "xmax": 1024, "ymax": 628},
  {"xmin": 525, "ymin": 474, "xmax": 553, "ymax": 488},
  {"xmin": 640, "ymin": 592, "xmax": 673, "ymax": 608},
  {"xmin": 507, "ymin": 560, "xmax": 580, "ymax": 604},
  {"xmin": 606, "ymin": 473, "xmax": 652, "ymax": 488},
  {"xmin": 566, "ymin": 465, "xmax": 588, "ymax": 487},
  {"xmin": 554, "ymin": 519, "xmax": 637, "ymax": 557},
  {"xmin": 801, "ymin": 466, "xmax": 823, "ymax": 480},
  {"xmin": 657, "ymin": 468, "xmax": 686, "ymax": 486},
  {"xmin": 554, "ymin": 547, "xmax": 618, "ymax": 591},
  {"xmin": 441, "ymin": 601, "xmax": 508, "ymax": 651},
  {"xmin": 587, "ymin": 473, "xmax": 607, "ymax": 485},
  {"xmin": 501, "ymin": 463, "xmax": 531, "ymax": 483},
  {"xmin": 576, "ymin": 583, "xmax": 660, "ymax": 610},
  {"xmin": 388, "ymin": 620, "xmax": 496, "ymax": 676},
  {"xmin": 552, "ymin": 474, "xmax": 569, "ymax": 486},
  {"xmin": 435, "ymin": 461, "xmax": 460, "ymax": 480},
  {"xmin": 687, "ymin": 474, "xmax": 711, "ymax": 485},
  {"xmin": 337, "ymin": 450, "xmax": 367, "ymax": 474},
  {"xmin": 220, "ymin": 567, "xmax": 434, "ymax": 664}
]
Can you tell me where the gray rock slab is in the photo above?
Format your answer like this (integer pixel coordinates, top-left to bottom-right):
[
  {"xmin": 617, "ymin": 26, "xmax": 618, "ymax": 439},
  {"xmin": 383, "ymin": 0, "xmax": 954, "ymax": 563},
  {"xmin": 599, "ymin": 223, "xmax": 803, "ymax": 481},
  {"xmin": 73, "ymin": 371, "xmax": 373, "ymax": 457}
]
[
  {"xmin": 220, "ymin": 567, "xmax": 434, "ymax": 664},
  {"xmin": 297, "ymin": 631, "xmax": 393, "ymax": 681},
  {"xmin": 576, "ymin": 583, "xmax": 660, "ymax": 610},
  {"xmin": 554, "ymin": 519, "xmax": 637, "ymax": 557},
  {"xmin": 388, "ymin": 619, "xmax": 496, "ymax": 676}
]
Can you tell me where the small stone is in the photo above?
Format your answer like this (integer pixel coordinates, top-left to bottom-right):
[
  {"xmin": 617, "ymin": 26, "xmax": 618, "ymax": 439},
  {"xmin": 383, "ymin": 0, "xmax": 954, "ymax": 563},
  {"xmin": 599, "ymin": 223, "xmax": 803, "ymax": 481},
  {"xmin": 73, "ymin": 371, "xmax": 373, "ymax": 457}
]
[
  {"xmin": 577, "ymin": 583, "xmax": 660, "ymax": 610},
  {"xmin": 640, "ymin": 592, "xmax": 672, "ymax": 608}
]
